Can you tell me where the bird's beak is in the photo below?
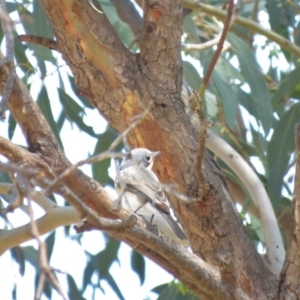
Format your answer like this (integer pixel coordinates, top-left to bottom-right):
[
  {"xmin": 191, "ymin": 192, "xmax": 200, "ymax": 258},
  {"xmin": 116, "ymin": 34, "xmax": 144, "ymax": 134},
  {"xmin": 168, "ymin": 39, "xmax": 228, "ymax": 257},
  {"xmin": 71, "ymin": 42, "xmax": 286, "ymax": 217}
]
[{"xmin": 153, "ymin": 151, "xmax": 161, "ymax": 158}]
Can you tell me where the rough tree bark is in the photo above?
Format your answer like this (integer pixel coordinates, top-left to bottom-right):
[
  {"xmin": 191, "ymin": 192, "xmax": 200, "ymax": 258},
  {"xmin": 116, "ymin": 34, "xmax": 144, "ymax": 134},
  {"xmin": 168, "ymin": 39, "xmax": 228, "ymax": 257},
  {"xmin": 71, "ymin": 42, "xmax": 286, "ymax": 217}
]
[{"xmin": 2, "ymin": 0, "xmax": 298, "ymax": 298}]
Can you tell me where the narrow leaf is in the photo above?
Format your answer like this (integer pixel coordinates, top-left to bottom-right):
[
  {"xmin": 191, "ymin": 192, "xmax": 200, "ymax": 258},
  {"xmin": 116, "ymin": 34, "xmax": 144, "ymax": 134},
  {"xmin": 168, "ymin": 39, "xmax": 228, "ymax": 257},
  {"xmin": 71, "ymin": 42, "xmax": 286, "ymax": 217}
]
[
  {"xmin": 130, "ymin": 250, "xmax": 145, "ymax": 285},
  {"xmin": 58, "ymin": 88, "xmax": 97, "ymax": 138},
  {"xmin": 37, "ymin": 86, "xmax": 64, "ymax": 149},
  {"xmin": 183, "ymin": 15, "xmax": 201, "ymax": 44},
  {"xmin": 22, "ymin": 246, "xmax": 39, "ymax": 270},
  {"xmin": 104, "ymin": 273, "xmax": 125, "ymax": 300},
  {"xmin": 32, "ymin": 0, "xmax": 54, "ymax": 39},
  {"xmin": 271, "ymin": 65, "xmax": 300, "ymax": 110},
  {"xmin": 67, "ymin": 274, "xmax": 86, "ymax": 300},
  {"xmin": 228, "ymin": 34, "xmax": 273, "ymax": 134},
  {"xmin": 92, "ymin": 128, "xmax": 119, "ymax": 185},
  {"xmin": 67, "ymin": 74, "xmax": 94, "ymax": 109},
  {"xmin": 82, "ymin": 259, "xmax": 94, "ymax": 292},
  {"xmin": 183, "ymin": 60, "xmax": 201, "ymax": 90},
  {"xmin": 11, "ymin": 246, "xmax": 25, "ymax": 276},
  {"xmin": 212, "ymin": 71, "xmax": 238, "ymax": 128},
  {"xmin": 45, "ymin": 231, "xmax": 55, "ymax": 261},
  {"xmin": 267, "ymin": 103, "xmax": 300, "ymax": 209},
  {"xmin": 8, "ymin": 113, "xmax": 17, "ymax": 140},
  {"xmin": 157, "ymin": 286, "xmax": 178, "ymax": 300},
  {"xmin": 95, "ymin": 237, "xmax": 120, "ymax": 276}
]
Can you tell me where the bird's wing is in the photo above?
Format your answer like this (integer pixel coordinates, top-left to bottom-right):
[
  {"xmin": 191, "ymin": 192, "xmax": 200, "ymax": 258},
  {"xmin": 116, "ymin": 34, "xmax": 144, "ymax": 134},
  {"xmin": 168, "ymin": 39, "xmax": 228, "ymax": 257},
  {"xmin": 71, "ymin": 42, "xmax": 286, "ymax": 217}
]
[
  {"xmin": 118, "ymin": 166, "xmax": 170, "ymax": 214},
  {"xmin": 159, "ymin": 212, "xmax": 187, "ymax": 240}
]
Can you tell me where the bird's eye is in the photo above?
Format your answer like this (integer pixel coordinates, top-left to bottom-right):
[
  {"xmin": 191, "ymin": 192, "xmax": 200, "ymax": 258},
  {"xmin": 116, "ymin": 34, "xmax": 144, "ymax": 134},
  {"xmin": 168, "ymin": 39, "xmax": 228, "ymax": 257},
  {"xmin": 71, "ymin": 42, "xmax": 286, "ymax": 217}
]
[{"xmin": 146, "ymin": 156, "xmax": 151, "ymax": 161}]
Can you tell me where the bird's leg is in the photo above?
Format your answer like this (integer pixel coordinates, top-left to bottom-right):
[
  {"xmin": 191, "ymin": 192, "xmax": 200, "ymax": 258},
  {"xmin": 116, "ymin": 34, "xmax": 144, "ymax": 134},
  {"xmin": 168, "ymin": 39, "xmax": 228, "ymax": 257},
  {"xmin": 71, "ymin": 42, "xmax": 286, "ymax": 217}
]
[
  {"xmin": 150, "ymin": 214, "xmax": 154, "ymax": 224},
  {"xmin": 134, "ymin": 203, "xmax": 146, "ymax": 214},
  {"xmin": 139, "ymin": 214, "xmax": 158, "ymax": 235}
]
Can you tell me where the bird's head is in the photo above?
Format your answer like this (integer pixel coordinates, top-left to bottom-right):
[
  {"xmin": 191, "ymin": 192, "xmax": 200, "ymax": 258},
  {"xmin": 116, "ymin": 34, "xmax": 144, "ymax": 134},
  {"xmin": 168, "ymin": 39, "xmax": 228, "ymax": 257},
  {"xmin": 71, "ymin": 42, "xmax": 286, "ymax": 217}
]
[{"xmin": 121, "ymin": 148, "xmax": 161, "ymax": 170}]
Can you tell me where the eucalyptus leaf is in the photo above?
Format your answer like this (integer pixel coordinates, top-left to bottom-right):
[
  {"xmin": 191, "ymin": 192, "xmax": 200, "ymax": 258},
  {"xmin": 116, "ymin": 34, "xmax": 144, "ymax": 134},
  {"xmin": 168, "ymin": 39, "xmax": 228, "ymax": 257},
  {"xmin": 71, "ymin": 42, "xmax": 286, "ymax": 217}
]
[
  {"xmin": 58, "ymin": 88, "xmax": 97, "ymax": 138},
  {"xmin": 37, "ymin": 86, "xmax": 64, "ymax": 149},
  {"xmin": 67, "ymin": 274, "xmax": 86, "ymax": 300},
  {"xmin": 104, "ymin": 273, "xmax": 125, "ymax": 300},
  {"xmin": 14, "ymin": 36, "xmax": 35, "ymax": 76},
  {"xmin": 228, "ymin": 34, "xmax": 273, "ymax": 134},
  {"xmin": 212, "ymin": 70, "xmax": 238, "ymax": 128},
  {"xmin": 92, "ymin": 127, "xmax": 119, "ymax": 185},
  {"xmin": 93, "ymin": 236, "xmax": 120, "ymax": 276},
  {"xmin": 45, "ymin": 231, "xmax": 55, "ymax": 261},
  {"xmin": 267, "ymin": 103, "xmax": 300, "ymax": 210},
  {"xmin": 10, "ymin": 247, "xmax": 25, "ymax": 276},
  {"xmin": 67, "ymin": 74, "xmax": 94, "ymax": 109},
  {"xmin": 130, "ymin": 250, "xmax": 145, "ymax": 285},
  {"xmin": 271, "ymin": 65, "xmax": 300, "ymax": 110},
  {"xmin": 22, "ymin": 246, "xmax": 39, "ymax": 270},
  {"xmin": 32, "ymin": 0, "xmax": 54, "ymax": 39},
  {"xmin": 82, "ymin": 259, "xmax": 95, "ymax": 292},
  {"xmin": 183, "ymin": 60, "xmax": 201, "ymax": 91},
  {"xmin": 183, "ymin": 15, "xmax": 201, "ymax": 44},
  {"xmin": 249, "ymin": 215, "xmax": 265, "ymax": 243},
  {"xmin": 8, "ymin": 113, "xmax": 16, "ymax": 140},
  {"xmin": 157, "ymin": 285, "xmax": 178, "ymax": 300}
]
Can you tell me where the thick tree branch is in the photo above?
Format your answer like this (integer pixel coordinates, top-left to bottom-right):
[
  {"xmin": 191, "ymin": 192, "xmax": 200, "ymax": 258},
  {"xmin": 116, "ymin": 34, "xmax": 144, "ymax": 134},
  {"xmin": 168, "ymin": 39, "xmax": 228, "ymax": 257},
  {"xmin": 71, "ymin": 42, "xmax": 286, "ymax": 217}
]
[
  {"xmin": 115, "ymin": 227, "xmax": 235, "ymax": 300},
  {"xmin": 206, "ymin": 128, "xmax": 285, "ymax": 276},
  {"xmin": 0, "ymin": 206, "xmax": 80, "ymax": 255}
]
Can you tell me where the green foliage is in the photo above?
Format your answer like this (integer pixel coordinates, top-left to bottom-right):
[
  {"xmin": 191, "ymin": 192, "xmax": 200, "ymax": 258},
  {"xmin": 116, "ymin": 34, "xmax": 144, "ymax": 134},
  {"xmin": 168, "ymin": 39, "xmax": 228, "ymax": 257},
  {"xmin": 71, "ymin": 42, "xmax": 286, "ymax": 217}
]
[
  {"xmin": 131, "ymin": 250, "xmax": 146, "ymax": 285},
  {"xmin": 153, "ymin": 281, "xmax": 199, "ymax": 300},
  {"xmin": 267, "ymin": 103, "xmax": 300, "ymax": 209},
  {"xmin": 92, "ymin": 127, "xmax": 119, "ymax": 185}
]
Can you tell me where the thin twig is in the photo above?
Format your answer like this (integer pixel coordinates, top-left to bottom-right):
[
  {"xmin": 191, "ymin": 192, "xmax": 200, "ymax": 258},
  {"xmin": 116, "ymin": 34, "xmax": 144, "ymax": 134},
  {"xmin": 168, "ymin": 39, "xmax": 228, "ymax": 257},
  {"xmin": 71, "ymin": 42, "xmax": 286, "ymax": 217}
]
[
  {"xmin": 27, "ymin": 198, "xmax": 68, "ymax": 300},
  {"xmin": 286, "ymin": 0, "xmax": 300, "ymax": 15},
  {"xmin": 183, "ymin": 36, "xmax": 222, "ymax": 51},
  {"xmin": 0, "ymin": 183, "xmax": 56, "ymax": 212},
  {"xmin": 0, "ymin": 0, "xmax": 16, "ymax": 119},
  {"xmin": 248, "ymin": 0, "xmax": 259, "ymax": 47},
  {"xmin": 18, "ymin": 35, "xmax": 58, "ymax": 51},
  {"xmin": 198, "ymin": 0, "xmax": 234, "ymax": 98},
  {"xmin": 4, "ymin": 172, "xmax": 24, "ymax": 213},
  {"xmin": 45, "ymin": 151, "xmax": 125, "ymax": 194},
  {"xmin": 0, "ymin": 161, "xmax": 39, "ymax": 177},
  {"xmin": 0, "ymin": 161, "xmax": 40, "ymax": 213},
  {"xmin": 191, "ymin": 0, "xmax": 234, "ymax": 198}
]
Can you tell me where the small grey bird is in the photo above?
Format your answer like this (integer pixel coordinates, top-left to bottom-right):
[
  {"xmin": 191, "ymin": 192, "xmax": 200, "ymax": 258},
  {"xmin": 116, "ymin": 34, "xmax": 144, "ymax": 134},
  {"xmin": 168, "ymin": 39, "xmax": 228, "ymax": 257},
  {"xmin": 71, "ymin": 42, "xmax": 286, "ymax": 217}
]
[{"xmin": 115, "ymin": 148, "xmax": 189, "ymax": 246}]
